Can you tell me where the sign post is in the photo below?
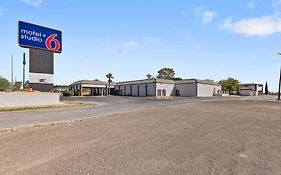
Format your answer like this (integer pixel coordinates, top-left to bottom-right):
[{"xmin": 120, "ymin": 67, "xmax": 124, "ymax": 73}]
[
  {"xmin": 276, "ymin": 53, "xmax": 281, "ymax": 101},
  {"xmin": 18, "ymin": 21, "xmax": 62, "ymax": 92},
  {"xmin": 23, "ymin": 52, "xmax": 26, "ymax": 89}
]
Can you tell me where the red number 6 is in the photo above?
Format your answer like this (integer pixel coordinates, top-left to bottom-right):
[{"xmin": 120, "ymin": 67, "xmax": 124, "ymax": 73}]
[{"xmin": 45, "ymin": 34, "xmax": 61, "ymax": 51}]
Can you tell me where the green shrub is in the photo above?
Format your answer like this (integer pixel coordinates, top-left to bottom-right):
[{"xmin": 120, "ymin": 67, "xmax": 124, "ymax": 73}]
[
  {"xmin": 0, "ymin": 76, "xmax": 10, "ymax": 91},
  {"xmin": 63, "ymin": 90, "xmax": 74, "ymax": 96}
]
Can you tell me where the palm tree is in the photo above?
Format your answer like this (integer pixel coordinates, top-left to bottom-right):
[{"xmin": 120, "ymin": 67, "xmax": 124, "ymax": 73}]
[{"xmin": 106, "ymin": 73, "xmax": 114, "ymax": 96}]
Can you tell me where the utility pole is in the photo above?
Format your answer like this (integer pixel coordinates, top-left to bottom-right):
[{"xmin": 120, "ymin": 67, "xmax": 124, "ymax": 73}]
[
  {"xmin": 276, "ymin": 53, "xmax": 281, "ymax": 101},
  {"xmin": 278, "ymin": 67, "xmax": 281, "ymax": 101},
  {"xmin": 11, "ymin": 54, "xmax": 14, "ymax": 91},
  {"xmin": 23, "ymin": 53, "xmax": 26, "ymax": 89}
]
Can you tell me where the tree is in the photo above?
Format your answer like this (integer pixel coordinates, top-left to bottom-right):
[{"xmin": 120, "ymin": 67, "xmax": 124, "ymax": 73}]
[
  {"xmin": 265, "ymin": 82, "xmax": 269, "ymax": 95},
  {"xmin": 203, "ymin": 79, "xmax": 214, "ymax": 82},
  {"xmin": 106, "ymin": 73, "xmax": 114, "ymax": 96},
  {"xmin": 219, "ymin": 77, "xmax": 240, "ymax": 94},
  {"xmin": 156, "ymin": 68, "xmax": 176, "ymax": 80},
  {"xmin": 173, "ymin": 77, "xmax": 182, "ymax": 80},
  {"xmin": 0, "ymin": 76, "xmax": 10, "ymax": 91},
  {"xmin": 146, "ymin": 74, "xmax": 153, "ymax": 79},
  {"xmin": 156, "ymin": 68, "xmax": 182, "ymax": 80}
]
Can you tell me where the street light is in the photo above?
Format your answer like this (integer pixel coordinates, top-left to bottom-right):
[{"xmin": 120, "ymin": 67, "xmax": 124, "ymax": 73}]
[{"xmin": 276, "ymin": 53, "xmax": 281, "ymax": 101}]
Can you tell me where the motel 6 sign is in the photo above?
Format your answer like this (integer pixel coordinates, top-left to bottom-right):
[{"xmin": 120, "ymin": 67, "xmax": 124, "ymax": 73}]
[{"xmin": 18, "ymin": 21, "xmax": 62, "ymax": 53}]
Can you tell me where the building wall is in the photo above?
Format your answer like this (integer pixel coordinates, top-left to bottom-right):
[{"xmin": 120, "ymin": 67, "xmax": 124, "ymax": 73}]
[
  {"xmin": 139, "ymin": 84, "xmax": 146, "ymax": 97},
  {"xmin": 175, "ymin": 83, "xmax": 197, "ymax": 97},
  {"xmin": 132, "ymin": 85, "xmax": 139, "ymax": 96},
  {"xmin": 125, "ymin": 85, "xmax": 132, "ymax": 96},
  {"xmin": 115, "ymin": 80, "xmax": 221, "ymax": 97},
  {"xmin": 239, "ymin": 84, "xmax": 263, "ymax": 96},
  {"xmin": 53, "ymin": 86, "xmax": 68, "ymax": 93},
  {"xmin": 197, "ymin": 84, "xmax": 221, "ymax": 97},
  {"xmin": 117, "ymin": 85, "xmax": 126, "ymax": 95},
  {"xmin": 155, "ymin": 83, "xmax": 175, "ymax": 96},
  {"xmin": 0, "ymin": 93, "xmax": 60, "ymax": 108},
  {"xmin": 147, "ymin": 83, "xmax": 156, "ymax": 96},
  {"xmin": 240, "ymin": 89, "xmax": 255, "ymax": 96},
  {"xmin": 115, "ymin": 83, "xmax": 157, "ymax": 96}
]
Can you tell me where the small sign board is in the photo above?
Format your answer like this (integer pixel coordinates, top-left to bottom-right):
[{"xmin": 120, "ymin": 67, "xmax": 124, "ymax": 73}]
[
  {"xmin": 18, "ymin": 21, "xmax": 62, "ymax": 53},
  {"xmin": 29, "ymin": 73, "xmax": 54, "ymax": 84}
]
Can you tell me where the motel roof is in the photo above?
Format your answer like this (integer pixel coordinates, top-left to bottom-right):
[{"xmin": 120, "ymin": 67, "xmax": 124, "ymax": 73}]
[
  {"xmin": 115, "ymin": 78, "xmax": 176, "ymax": 86},
  {"xmin": 116, "ymin": 78, "xmax": 220, "ymax": 86},
  {"xmin": 175, "ymin": 79, "xmax": 220, "ymax": 86},
  {"xmin": 70, "ymin": 80, "xmax": 115, "ymax": 86}
]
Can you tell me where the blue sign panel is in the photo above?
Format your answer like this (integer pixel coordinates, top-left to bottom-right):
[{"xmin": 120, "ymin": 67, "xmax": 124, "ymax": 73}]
[{"xmin": 18, "ymin": 21, "xmax": 62, "ymax": 53}]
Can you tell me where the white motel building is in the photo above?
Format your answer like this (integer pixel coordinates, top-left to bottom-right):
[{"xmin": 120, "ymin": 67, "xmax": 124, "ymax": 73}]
[{"xmin": 114, "ymin": 78, "xmax": 223, "ymax": 97}]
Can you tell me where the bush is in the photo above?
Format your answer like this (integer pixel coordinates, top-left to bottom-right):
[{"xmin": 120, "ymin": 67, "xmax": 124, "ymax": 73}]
[
  {"xmin": 0, "ymin": 76, "xmax": 10, "ymax": 91},
  {"xmin": 63, "ymin": 90, "xmax": 74, "ymax": 96}
]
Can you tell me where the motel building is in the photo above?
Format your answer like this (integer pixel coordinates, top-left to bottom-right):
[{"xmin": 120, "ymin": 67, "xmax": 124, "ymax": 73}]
[
  {"xmin": 239, "ymin": 83, "xmax": 264, "ymax": 96},
  {"xmin": 53, "ymin": 85, "xmax": 69, "ymax": 94},
  {"xmin": 69, "ymin": 80, "xmax": 115, "ymax": 96},
  {"xmin": 114, "ymin": 78, "xmax": 224, "ymax": 97}
]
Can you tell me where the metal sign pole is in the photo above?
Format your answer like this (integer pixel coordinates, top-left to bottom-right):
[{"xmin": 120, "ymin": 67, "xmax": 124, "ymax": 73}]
[
  {"xmin": 23, "ymin": 53, "xmax": 26, "ymax": 89},
  {"xmin": 11, "ymin": 54, "xmax": 14, "ymax": 91}
]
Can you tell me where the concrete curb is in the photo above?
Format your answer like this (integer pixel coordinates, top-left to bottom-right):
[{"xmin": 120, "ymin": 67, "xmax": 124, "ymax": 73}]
[
  {"xmin": 0, "ymin": 102, "xmax": 96, "ymax": 113},
  {"xmin": 0, "ymin": 119, "xmax": 87, "ymax": 134}
]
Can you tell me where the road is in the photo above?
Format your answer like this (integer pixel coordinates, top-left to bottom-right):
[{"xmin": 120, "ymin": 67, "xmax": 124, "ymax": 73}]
[
  {"xmin": 0, "ymin": 96, "xmax": 278, "ymax": 129},
  {"xmin": 0, "ymin": 99, "xmax": 281, "ymax": 174},
  {"xmin": 0, "ymin": 96, "xmax": 229, "ymax": 129}
]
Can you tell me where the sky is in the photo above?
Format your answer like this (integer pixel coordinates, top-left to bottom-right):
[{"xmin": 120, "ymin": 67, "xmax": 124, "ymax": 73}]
[{"xmin": 0, "ymin": 0, "xmax": 281, "ymax": 91}]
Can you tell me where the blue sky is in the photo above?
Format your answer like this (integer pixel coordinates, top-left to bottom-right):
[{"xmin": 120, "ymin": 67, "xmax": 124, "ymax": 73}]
[{"xmin": 0, "ymin": 0, "xmax": 281, "ymax": 91}]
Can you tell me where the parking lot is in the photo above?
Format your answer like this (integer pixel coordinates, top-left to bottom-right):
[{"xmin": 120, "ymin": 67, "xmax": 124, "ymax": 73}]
[{"xmin": 0, "ymin": 96, "xmax": 281, "ymax": 174}]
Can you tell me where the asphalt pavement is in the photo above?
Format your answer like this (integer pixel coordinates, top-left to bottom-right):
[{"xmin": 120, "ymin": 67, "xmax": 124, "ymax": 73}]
[
  {"xmin": 0, "ymin": 96, "xmax": 228, "ymax": 129},
  {"xmin": 0, "ymin": 95, "xmax": 277, "ymax": 129}
]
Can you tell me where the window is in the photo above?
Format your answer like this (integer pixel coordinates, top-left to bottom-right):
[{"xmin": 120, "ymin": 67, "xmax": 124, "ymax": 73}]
[
  {"xmin": 157, "ymin": 89, "xmax": 162, "ymax": 96},
  {"xmin": 162, "ymin": 89, "xmax": 166, "ymax": 96}
]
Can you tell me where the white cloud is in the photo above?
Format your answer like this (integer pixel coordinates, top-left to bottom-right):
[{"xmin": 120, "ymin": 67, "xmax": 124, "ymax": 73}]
[
  {"xmin": 189, "ymin": 7, "xmax": 217, "ymax": 26},
  {"xmin": 248, "ymin": 2, "xmax": 255, "ymax": 9},
  {"xmin": 220, "ymin": 16, "xmax": 281, "ymax": 36},
  {"xmin": 120, "ymin": 41, "xmax": 138, "ymax": 53},
  {"xmin": 21, "ymin": 0, "xmax": 43, "ymax": 7},
  {"xmin": 202, "ymin": 11, "xmax": 217, "ymax": 26},
  {"xmin": 144, "ymin": 37, "xmax": 160, "ymax": 43}
]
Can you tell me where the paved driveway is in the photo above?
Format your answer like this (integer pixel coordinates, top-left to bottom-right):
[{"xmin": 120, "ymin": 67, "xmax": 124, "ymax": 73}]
[
  {"xmin": 1, "ymin": 98, "xmax": 281, "ymax": 174},
  {"xmin": 0, "ymin": 95, "xmax": 277, "ymax": 129},
  {"xmin": 0, "ymin": 96, "xmax": 211, "ymax": 129}
]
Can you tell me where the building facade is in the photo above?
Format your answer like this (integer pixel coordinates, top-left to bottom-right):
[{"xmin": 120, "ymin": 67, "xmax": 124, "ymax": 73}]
[
  {"xmin": 239, "ymin": 83, "xmax": 263, "ymax": 96},
  {"xmin": 115, "ymin": 78, "xmax": 222, "ymax": 97},
  {"xmin": 69, "ymin": 80, "xmax": 115, "ymax": 96},
  {"xmin": 53, "ymin": 85, "xmax": 69, "ymax": 93}
]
